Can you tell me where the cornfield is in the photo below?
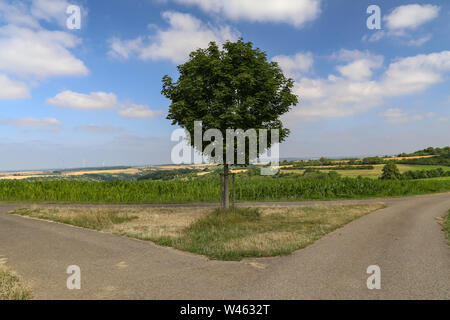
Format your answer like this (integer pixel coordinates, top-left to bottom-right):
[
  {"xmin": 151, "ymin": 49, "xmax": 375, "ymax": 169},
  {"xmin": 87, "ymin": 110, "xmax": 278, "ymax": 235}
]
[{"xmin": 0, "ymin": 177, "xmax": 449, "ymax": 204}]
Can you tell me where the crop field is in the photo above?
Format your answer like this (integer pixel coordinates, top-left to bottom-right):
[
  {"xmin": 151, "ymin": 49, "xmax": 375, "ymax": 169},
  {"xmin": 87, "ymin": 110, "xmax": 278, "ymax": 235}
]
[
  {"xmin": 281, "ymin": 164, "xmax": 450, "ymax": 178},
  {"xmin": 0, "ymin": 164, "xmax": 214, "ymax": 181},
  {"xmin": 1, "ymin": 148, "xmax": 448, "ymax": 204},
  {"xmin": 0, "ymin": 175, "xmax": 449, "ymax": 204}
]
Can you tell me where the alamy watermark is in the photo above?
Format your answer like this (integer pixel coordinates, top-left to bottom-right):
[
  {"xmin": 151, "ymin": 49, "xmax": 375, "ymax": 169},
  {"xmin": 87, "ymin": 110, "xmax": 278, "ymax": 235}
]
[
  {"xmin": 66, "ymin": 5, "xmax": 81, "ymax": 30},
  {"xmin": 66, "ymin": 265, "xmax": 81, "ymax": 290},
  {"xmin": 366, "ymin": 5, "xmax": 381, "ymax": 30},
  {"xmin": 171, "ymin": 121, "xmax": 280, "ymax": 175},
  {"xmin": 366, "ymin": 265, "xmax": 381, "ymax": 290}
]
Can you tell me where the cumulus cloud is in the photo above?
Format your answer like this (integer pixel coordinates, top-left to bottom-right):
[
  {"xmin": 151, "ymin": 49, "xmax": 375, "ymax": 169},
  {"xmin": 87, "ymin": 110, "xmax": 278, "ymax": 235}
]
[
  {"xmin": 108, "ymin": 37, "xmax": 144, "ymax": 60},
  {"xmin": 30, "ymin": 0, "xmax": 73, "ymax": 27},
  {"xmin": 0, "ymin": 74, "xmax": 30, "ymax": 99},
  {"xmin": 108, "ymin": 11, "xmax": 239, "ymax": 64},
  {"xmin": 272, "ymin": 52, "xmax": 313, "ymax": 78},
  {"xmin": 172, "ymin": 0, "xmax": 321, "ymax": 27},
  {"xmin": 0, "ymin": 25, "xmax": 88, "ymax": 78},
  {"xmin": 333, "ymin": 50, "xmax": 384, "ymax": 81},
  {"xmin": 381, "ymin": 51, "xmax": 450, "ymax": 95},
  {"xmin": 47, "ymin": 91, "xmax": 164, "ymax": 119},
  {"xmin": 384, "ymin": 4, "xmax": 440, "ymax": 32},
  {"xmin": 0, "ymin": 117, "xmax": 63, "ymax": 130},
  {"xmin": 0, "ymin": 1, "xmax": 40, "ymax": 28},
  {"xmin": 363, "ymin": 4, "xmax": 439, "ymax": 46},
  {"xmin": 0, "ymin": 0, "xmax": 88, "ymax": 99},
  {"xmin": 288, "ymin": 50, "xmax": 450, "ymax": 121},
  {"xmin": 47, "ymin": 91, "xmax": 118, "ymax": 110},
  {"xmin": 119, "ymin": 104, "xmax": 164, "ymax": 119}
]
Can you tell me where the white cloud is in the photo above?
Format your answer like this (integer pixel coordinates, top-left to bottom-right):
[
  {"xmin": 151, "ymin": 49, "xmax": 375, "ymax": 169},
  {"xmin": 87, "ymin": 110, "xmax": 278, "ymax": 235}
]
[
  {"xmin": 172, "ymin": 0, "xmax": 321, "ymax": 27},
  {"xmin": 272, "ymin": 52, "xmax": 313, "ymax": 78},
  {"xmin": 382, "ymin": 51, "xmax": 450, "ymax": 95},
  {"xmin": 75, "ymin": 125, "xmax": 124, "ymax": 134},
  {"xmin": 362, "ymin": 31, "xmax": 385, "ymax": 42},
  {"xmin": 288, "ymin": 50, "xmax": 450, "ymax": 121},
  {"xmin": 0, "ymin": 74, "xmax": 30, "ymax": 99},
  {"xmin": 47, "ymin": 91, "xmax": 163, "ymax": 119},
  {"xmin": 406, "ymin": 35, "xmax": 432, "ymax": 47},
  {"xmin": 108, "ymin": 37, "xmax": 143, "ymax": 60},
  {"xmin": 119, "ymin": 104, "xmax": 164, "ymax": 119},
  {"xmin": 30, "ymin": 0, "xmax": 72, "ymax": 27},
  {"xmin": 0, "ymin": 0, "xmax": 88, "ymax": 100},
  {"xmin": 109, "ymin": 11, "xmax": 239, "ymax": 64},
  {"xmin": 0, "ymin": 25, "xmax": 88, "ymax": 78},
  {"xmin": 0, "ymin": 117, "xmax": 63, "ymax": 129},
  {"xmin": 334, "ymin": 50, "xmax": 384, "ymax": 81},
  {"xmin": 380, "ymin": 108, "xmax": 435, "ymax": 124},
  {"xmin": 0, "ymin": 1, "xmax": 40, "ymax": 28},
  {"xmin": 47, "ymin": 91, "xmax": 117, "ymax": 110},
  {"xmin": 363, "ymin": 4, "xmax": 439, "ymax": 46},
  {"xmin": 384, "ymin": 4, "xmax": 440, "ymax": 32}
]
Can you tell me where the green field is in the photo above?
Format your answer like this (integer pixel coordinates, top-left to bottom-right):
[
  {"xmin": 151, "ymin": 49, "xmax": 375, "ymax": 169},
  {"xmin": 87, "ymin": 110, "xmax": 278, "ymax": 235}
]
[
  {"xmin": 0, "ymin": 175, "xmax": 449, "ymax": 204},
  {"xmin": 282, "ymin": 164, "xmax": 450, "ymax": 179}
]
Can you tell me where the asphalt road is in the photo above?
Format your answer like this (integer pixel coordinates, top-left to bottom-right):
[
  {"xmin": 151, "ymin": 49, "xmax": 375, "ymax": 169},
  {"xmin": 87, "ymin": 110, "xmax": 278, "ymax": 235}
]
[{"xmin": 0, "ymin": 193, "xmax": 449, "ymax": 299}]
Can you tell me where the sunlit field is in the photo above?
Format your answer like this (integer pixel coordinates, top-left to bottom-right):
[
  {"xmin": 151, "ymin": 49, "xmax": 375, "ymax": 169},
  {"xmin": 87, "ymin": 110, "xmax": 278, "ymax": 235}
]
[
  {"xmin": 281, "ymin": 164, "xmax": 450, "ymax": 178},
  {"xmin": 0, "ymin": 174, "xmax": 449, "ymax": 204}
]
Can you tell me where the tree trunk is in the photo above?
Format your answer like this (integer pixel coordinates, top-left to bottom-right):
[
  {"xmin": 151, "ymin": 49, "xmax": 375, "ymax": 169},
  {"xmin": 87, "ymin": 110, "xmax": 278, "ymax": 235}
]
[{"xmin": 223, "ymin": 164, "xmax": 230, "ymax": 209}]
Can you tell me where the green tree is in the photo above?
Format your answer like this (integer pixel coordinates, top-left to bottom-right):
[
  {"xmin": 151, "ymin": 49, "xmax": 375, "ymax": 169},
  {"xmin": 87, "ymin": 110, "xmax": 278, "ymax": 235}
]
[
  {"xmin": 380, "ymin": 162, "xmax": 402, "ymax": 180},
  {"xmin": 162, "ymin": 39, "xmax": 298, "ymax": 208}
]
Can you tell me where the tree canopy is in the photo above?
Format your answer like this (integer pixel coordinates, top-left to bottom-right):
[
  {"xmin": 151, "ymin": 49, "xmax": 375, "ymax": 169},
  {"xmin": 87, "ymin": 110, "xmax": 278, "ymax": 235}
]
[
  {"xmin": 162, "ymin": 38, "xmax": 298, "ymax": 207},
  {"xmin": 162, "ymin": 39, "xmax": 298, "ymax": 163}
]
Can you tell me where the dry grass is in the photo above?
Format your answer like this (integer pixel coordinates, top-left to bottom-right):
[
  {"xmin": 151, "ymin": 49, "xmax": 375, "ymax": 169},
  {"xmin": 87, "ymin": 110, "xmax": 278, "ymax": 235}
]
[
  {"xmin": 0, "ymin": 265, "xmax": 32, "ymax": 300},
  {"xmin": 12, "ymin": 206, "xmax": 211, "ymax": 238},
  {"xmin": 383, "ymin": 155, "xmax": 436, "ymax": 161},
  {"xmin": 218, "ymin": 204, "xmax": 385, "ymax": 257},
  {"xmin": 13, "ymin": 207, "xmax": 138, "ymax": 230},
  {"xmin": 105, "ymin": 207, "xmax": 211, "ymax": 239},
  {"xmin": 11, "ymin": 203, "xmax": 385, "ymax": 261}
]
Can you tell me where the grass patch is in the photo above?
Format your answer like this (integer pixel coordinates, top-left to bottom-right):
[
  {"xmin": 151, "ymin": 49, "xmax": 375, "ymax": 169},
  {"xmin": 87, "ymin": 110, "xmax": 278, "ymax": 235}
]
[
  {"xmin": 13, "ymin": 207, "xmax": 138, "ymax": 230},
  {"xmin": 155, "ymin": 204, "xmax": 385, "ymax": 260},
  {"xmin": 0, "ymin": 265, "xmax": 32, "ymax": 300},
  {"xmin": 11, "ymin": 204, "xmax": 385, "ymax": 261}
]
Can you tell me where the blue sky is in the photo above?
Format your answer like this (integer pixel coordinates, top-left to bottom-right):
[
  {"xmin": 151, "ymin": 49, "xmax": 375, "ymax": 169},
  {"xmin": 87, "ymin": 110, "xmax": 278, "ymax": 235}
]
[{"xmin": 0, "ymin": 0, "xmax": 449, "ymax": 170}]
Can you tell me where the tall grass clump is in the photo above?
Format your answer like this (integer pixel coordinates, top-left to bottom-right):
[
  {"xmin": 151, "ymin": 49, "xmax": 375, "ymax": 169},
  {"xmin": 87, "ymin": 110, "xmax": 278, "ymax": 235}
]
[{"xmin": 0, "ymin": 266, "xmax": 32, "ymax": 300}]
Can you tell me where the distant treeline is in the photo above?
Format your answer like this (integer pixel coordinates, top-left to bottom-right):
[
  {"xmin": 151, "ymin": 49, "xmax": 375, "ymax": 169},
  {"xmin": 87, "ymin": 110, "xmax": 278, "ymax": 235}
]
[
  {"xmin": 396, "ymin": 155, "xmax": 450, "ymax": 166},
  {"xmin": 397, "ymin": 146, "xmax": 450, "ymax": 157},
  {"xmin": 280, "ymin": 146, "xmax": 450, "ymax": 167},
  {"xmin": 284, "ymin": 165, "xmax": 374, "ymax": 170},
  {"xmin": 137, "ymin": 168, "xmax": 199, "ymax": 181},
  {"xmin": 53, "ymin": 166, "xmax": 132, "ymax": 174},
  {"xmin": 402, "ymin": 168, "xmax": 450, "ymax": 180}
]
